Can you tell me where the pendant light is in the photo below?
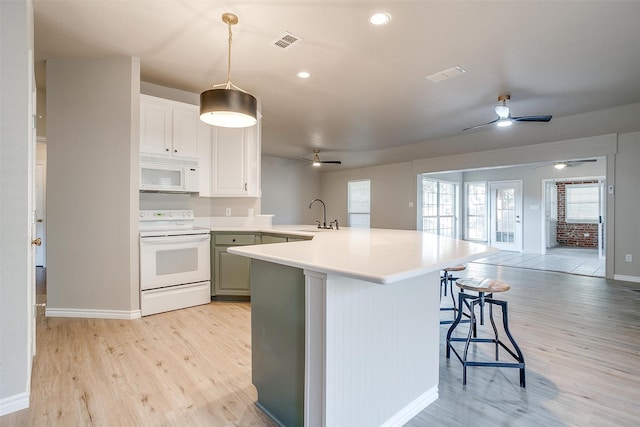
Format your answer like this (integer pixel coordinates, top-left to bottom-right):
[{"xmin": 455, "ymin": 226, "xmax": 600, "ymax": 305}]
[{"xmin": 200, "ymin": 13, "xmax": 258, "ymax": 128}]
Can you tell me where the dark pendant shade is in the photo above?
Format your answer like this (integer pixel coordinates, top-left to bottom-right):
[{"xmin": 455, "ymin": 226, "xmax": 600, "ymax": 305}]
[{"xmin": 200, "ymin": 88, "xmax": 258, "ymax": 128}]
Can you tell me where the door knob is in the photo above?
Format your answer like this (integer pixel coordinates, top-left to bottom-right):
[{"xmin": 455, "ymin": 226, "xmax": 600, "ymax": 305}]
[
  {"xmin": 32, "ymin": 237, "xmax": 42, "ymax": 246},
  {"xmin": 36, "ymin": 219, "xmax": 43, "ymax": 223}
]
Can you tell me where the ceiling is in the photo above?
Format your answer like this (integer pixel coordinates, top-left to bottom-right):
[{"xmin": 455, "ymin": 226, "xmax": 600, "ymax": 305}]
[{"xmin": 33, "ymin": 1, "xmax": 640, "ymax": 168}]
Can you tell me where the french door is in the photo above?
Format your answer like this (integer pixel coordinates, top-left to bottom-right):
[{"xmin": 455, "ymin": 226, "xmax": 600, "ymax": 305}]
[{"xmin": 489, "ymin": 181, "xmax": 523, "ymax": 251}]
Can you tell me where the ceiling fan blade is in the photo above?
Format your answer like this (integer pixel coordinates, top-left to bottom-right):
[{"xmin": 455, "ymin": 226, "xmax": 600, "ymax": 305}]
[
  {"xmin": 511, "ymin": 115, "xmax": 552, "ymax": 122},
  {"xmin": 463, "ymin": 118, "xmax": 499, "ymax": 131},
  {"xmin": 320, "ymin": 160, "xmax": 342, "ymax": 164}
]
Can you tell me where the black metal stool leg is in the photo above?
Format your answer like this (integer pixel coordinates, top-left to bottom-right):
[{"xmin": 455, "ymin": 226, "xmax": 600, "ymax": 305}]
[
  {"xmin": 446, "ymin": 290, "xmax": 467, "ymax": 359},
  {"xmin": 488, "ymin": 301, "xmax": 499, "ymax": 360},
  {"xmin": 493, "ymin": 299, "xmax": 526, "ymax": 387},
  {"xmin": 461, "ymin": 298, "xmax": 479, "ymax": 385}
]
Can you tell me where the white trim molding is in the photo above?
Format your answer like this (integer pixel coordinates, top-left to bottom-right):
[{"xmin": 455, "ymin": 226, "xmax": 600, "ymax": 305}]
[
  {"xmin": 613, "ymin": 274, "xmax": 640, "ymax": 283},
  {"xmin": 380, "ymin": 386, "xmax": 439, "ymax": 427},
  {"xmin": 45, "ymin": 308, "xmax": 141, "ymax": 319},
  {"xmin": 0, "ymin": 392, "xmax": 29, "ymax": 416}
]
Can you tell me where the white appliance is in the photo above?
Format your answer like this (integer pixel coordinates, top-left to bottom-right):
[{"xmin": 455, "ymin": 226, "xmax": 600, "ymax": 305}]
[
  {"xmin": 139, "ymin": 209, "xmax": 210, "ymax": 316},
  {"xmin": 140, "ymin": 155, "xmax": 199, "ymax": 193}
]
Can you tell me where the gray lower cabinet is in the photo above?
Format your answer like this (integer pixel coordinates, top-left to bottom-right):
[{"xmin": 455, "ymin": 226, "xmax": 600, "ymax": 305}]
[
  {"xmin": 251, "ymin": 259, "xmax": 305, "ymax": 426},
  {"xmin": 211, "ymin": 232, "xmax": 312, "ymax": 297},
  {"xmin": 261, "ymin": 233, "xmax": 311, "ymax": 244},
  {"xmin": 212, "ymin": 233, "xmax": 256, "ymax": 297},
  {"xmin": 260, "ymin": 234, "xmax": 288, "ymax": 244}
]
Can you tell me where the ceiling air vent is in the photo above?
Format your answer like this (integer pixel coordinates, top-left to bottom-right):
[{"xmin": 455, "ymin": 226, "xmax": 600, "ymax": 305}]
[
  {"xmin": 271, "ymin": 32, "xmax": 303, "ymax": 50},
  {"xmin": 425, "ymin": 66, "xmax": 467, "ymax": 83}
]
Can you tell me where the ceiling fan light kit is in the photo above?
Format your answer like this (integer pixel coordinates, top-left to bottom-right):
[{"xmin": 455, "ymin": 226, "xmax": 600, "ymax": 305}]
[
  {"xmin": 463, "ymin": 94, "xmax": 552, "ymax": 131},
  {"xmin": 303, "ymin": 149, "xmax": 342, "ymax": 167},
  {"xmin": 200, "ymin": 13, "xmax": 258, "ymax": 128}
]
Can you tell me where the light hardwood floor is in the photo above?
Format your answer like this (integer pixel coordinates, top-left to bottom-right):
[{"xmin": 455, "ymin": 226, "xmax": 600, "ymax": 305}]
[{"xmin": 2, "ymin": 264, "xmax": 639, "ymax": 426}]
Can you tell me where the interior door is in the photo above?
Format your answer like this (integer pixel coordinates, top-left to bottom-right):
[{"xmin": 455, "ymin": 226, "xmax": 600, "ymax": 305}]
[
  {"xmin": 545, "ymin": 180, "xmax": 558, "ymax": 249},
  {"xmin": 489, "ymin": 181, "xmax": 523, "ymax": 251},
  {"xmin": 29, "ymin": 49, "xmax": 38, "ymax": 359},
  {"xmin": 598, "ymin": 179, "xmax": 606, "ymax": 259},
  {"xmin": 35, "ymin": 163, "xmax": 45, "ymax": 266}
]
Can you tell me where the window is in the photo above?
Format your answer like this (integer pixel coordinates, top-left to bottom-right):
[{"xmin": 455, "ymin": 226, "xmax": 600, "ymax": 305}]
[
  {"xmin": 465, "ymin": 182, "xmax": 487, "ymax": 241},
  {"xmin": 348, "ymin": 179, "xmax": 370, "ymax": 228},
  {"xmin": 421, "ymin": 177, "xmax": 458, "ymax": 237},
  {"xmin": 566, "ymin": 183, "xmax": 599, "ymax": 223}
]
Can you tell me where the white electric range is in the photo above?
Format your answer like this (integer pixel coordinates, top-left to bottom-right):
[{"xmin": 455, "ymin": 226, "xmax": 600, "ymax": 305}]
[{"xmin": 139, "ymin": 210, "xmax": 210, "ymax": 316}]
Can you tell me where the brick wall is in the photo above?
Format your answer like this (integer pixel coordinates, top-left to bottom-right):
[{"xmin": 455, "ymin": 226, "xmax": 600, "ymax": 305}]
[{"xmin": 556, "ymin": 180, "xmax": 599, "ymax": 247}]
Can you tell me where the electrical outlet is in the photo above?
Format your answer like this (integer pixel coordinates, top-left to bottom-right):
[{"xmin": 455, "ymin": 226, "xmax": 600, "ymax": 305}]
[
  {"xmin": 625, "ymin": 254, "xmax": 633, "ymax": 262},
  {"xmin": 225, "ymin": 208, "xmax": 231, "ymax": 217}
]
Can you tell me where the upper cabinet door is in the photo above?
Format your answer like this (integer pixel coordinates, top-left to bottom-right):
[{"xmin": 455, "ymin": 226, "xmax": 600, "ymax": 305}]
[
  {"xmin": 211, "ymin": 127, "xmax": 248, "ymax": 195},
  {"xmin": 140, "ymin": 94, "xmax": 199, "ymax": 160},
  {"xmin": 172, "ymin": 104, "xmax": 199, "ymax": 158},
  {"xmin": 140, "ymin": 96, "xmax": 172, "ymax": 156}
]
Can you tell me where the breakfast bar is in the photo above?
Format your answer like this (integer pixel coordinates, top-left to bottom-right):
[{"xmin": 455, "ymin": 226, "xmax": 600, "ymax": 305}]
[{"xmin": 229, "ymin": 227, "xmax": 496, "ymax": 426}]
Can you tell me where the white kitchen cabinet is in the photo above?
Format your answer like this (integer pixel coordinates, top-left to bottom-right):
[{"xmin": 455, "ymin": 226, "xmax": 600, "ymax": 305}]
[
  {"xmin": 140, "ymin": 94, "xmax": 200, "ymax": 159},
  {"xmin": 198, "ymin": 118, "xmax": 261, "ymax": 197}
]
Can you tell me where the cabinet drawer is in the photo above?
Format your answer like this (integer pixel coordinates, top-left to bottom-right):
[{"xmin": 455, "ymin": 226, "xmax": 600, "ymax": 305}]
[{"xmin": 215, "ymin": 234, "xmax": 256, "ymax": 245}]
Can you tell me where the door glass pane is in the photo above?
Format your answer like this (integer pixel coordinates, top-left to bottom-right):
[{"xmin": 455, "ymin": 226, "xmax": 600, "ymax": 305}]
[
  {"xmin": 466, "ymin": 182, "xmax": 487, "ymax": 241},
  {"xmin": 495, "ymin": 188, "xmax": 515, "ymax": 243}
]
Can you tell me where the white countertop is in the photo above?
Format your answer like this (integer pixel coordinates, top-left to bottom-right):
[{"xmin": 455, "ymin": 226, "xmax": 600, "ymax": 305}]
[{"xmin": 228, "ymin": 226, "xmax": 497, "ymax": 285}]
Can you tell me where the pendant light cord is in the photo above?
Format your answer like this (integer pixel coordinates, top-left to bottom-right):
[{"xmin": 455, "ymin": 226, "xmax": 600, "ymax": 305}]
[{"xmin": 226, "ymin": 18, "xmax": 232, "ymax": 89}]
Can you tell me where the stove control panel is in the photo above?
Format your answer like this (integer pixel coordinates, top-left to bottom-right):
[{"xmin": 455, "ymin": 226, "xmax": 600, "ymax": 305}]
[{"xmin": 139, "ymin": 210, "xmax": 194, "ymax": 221}]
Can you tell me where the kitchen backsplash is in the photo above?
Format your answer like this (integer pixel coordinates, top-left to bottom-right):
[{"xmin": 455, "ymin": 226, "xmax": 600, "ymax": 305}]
[
  {"xmin": 194, "ymin": 215, "xmax": 273, "ymax": 229},
  {"xmin": 139, "ymin": 192, "xmax": 261, "ymax": 217}
]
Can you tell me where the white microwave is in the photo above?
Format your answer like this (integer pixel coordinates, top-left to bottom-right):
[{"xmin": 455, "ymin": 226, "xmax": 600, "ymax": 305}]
[{"xmin": 140, "ymin": 156, "xmax": 199, "ymax": 193}]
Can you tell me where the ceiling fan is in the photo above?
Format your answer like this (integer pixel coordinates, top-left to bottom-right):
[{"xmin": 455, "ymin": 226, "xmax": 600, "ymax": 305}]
[
  {"xmin": 534, "ymin": 159, "xmax": 598, "ymax": 169},
  {"xmin": 302, "ymin": 149, "xmax": 342, "ymax": 167},
  {"xmin": 463, "ymin": 95, "xmax": 553, "ymax": 131}
]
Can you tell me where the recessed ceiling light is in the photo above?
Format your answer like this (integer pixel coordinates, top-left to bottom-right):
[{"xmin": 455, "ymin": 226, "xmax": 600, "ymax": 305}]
[
  {"xmin": 369, "ymin": 13, "xmax": 391, "ymax": 26},
  {"xmin": 297, "ymin": 71, "xmax": 310, "ymax": 79}
]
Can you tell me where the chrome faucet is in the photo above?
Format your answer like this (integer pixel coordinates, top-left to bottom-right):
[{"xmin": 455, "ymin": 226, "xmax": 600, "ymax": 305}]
[{"xmin": 308, "ymin": 198, "xmax": 328, "ymax": 228}]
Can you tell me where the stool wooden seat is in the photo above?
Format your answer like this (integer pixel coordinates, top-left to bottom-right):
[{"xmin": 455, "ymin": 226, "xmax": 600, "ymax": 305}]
[
  {"xmin": 440, "ymin": 265, "xmax": 467, "ymax": 325},
  {"xmin": 446, "ymin": 277, "xmax": 526, "ymax": 387},
  {"xmin": 455, "ymin": 277, "xmax": 510, "ymax": 293}
]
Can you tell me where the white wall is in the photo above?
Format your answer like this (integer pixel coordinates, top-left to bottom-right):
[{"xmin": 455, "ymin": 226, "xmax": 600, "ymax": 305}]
[
  {"xmin": 614, "ymin": 132, "xmax": 640, "ymax": 279},
  {"xmin": 0, "ymin": 0, "xmax": 33, "ymax": 413},
  {"xmin": 321, "ymin": 162, "xmax": 416, "ymax": 229},
  {"xmin": 261, "ymin": 156, "xmax": 321, "ymax": 224},
  {"xmin": 46, "ymin": 56, "xmax": 140, "ymax": 316}
]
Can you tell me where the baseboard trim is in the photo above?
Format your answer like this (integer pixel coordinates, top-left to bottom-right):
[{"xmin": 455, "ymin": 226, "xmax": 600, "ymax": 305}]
[
  {"xmin": 380, "ymin": 385, "xmax": 438, "ymax": 427},
  {"xmin": 613, "ymin": 274, "xmax": 640, "ymax": 283},
  {"xmin": 45, "ymin": 308, "xmax": 141, "ymax": 319},
  {"xmin": 0, "ymin": 392, "xmax": 29, "ymax": 416}
]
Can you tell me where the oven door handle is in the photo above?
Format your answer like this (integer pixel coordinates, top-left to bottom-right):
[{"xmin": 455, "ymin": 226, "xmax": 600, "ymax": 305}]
[{"xmin": 140, "ymin": 235, "xmax": 210, "ymax": 245}]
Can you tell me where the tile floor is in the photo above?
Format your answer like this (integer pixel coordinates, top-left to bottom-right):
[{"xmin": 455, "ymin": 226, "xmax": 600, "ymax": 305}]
[{"xmin": 470, "ymin": 246, "xmax": 605, "ymax": 277}]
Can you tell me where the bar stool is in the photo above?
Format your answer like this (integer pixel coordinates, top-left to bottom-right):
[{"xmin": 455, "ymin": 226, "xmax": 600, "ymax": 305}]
[
  {"xmin": 446, "ymin": 277, "xmax": 526, "ymax": 387},
  {"xmin": 440, "ymin": 265, "xmax": 466, "ymax": 325}
]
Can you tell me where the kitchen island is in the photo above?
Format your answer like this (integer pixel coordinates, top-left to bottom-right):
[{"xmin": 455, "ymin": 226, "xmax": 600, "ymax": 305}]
[{"xmin": 228, "ymin": 227, "xmax": 496, "ymax": 426}]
